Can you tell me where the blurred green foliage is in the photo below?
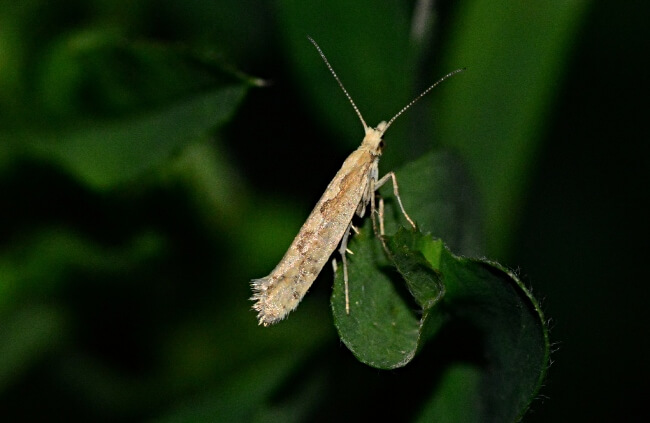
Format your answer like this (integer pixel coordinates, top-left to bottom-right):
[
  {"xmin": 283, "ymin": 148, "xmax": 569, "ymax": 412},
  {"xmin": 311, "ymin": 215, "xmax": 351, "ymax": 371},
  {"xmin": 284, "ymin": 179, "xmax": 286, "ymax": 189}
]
[{"xmin": 1, "ymin": 0, "xmax": 647, "ymax": 422}]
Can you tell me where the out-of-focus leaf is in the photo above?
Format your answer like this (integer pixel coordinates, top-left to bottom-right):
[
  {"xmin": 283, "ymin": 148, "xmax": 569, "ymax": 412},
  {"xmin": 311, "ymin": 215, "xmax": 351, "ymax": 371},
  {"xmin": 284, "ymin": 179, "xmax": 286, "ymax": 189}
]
[
  {"xmin": 155, "ymin": 353, "xmax": 316, "ymax": 423},
  {"xmin": 0, "ymin": 305, "xmax": 67, "ymax": 393},
  {"xmin": 2, "ymin": 31, "xmax": 253, "ymax": 188},
  {"xmin": 23, "ymin": 85, "xmax": 247, "ymax": 189},
  {"xmin": 434, "ymin": 0, "xmax": 590, "ymax": 257},
  {"xmin": 0, "ymin": 228, "xmax": 165, "ymax": 313},
  {"xmin": 35, "ymin": 30, "xmax": 228, "ymax": 119},
  {"xmin": 163, "ymin": 139, "xmax": 248, "ymax": 231},
  {"xmin": 414, "ymin": 363, "xmax": 482, "ymax": 423}
]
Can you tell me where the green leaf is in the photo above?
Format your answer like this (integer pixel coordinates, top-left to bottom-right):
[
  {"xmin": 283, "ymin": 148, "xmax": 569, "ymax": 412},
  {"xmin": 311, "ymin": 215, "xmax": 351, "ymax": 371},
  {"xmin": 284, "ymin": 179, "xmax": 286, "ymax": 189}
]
[
  {"xmin": 436, "ymin": 247, "xmax": 548, "ymax": 422},
  {"xmin": 331, "ymin": 222, "xmax": 422, "ymax": 369},
  {"xmin": 24, "ymin": 84, "xmax": 247, "ymax": 189},
  {"xmin": 6, "ymin": 32, "xmax": 253, "ymax": 189},
  {"xmin": 331, "ymin": 151, "xmax": 548, "ymax": 420},
  {"xmin": 333, "ymin": 227, "xmax": 547, "ymax": 420},
  {"xmin": 385, "ymin": 229, "xmax": 444, "ymax": 310},
  {"xmin": 35, "ymin": 30, "xmax": 223, "ymax": 119},
  {"xmin": 380, "ymin": 150, "xmax": 483, "ymax": 257}
]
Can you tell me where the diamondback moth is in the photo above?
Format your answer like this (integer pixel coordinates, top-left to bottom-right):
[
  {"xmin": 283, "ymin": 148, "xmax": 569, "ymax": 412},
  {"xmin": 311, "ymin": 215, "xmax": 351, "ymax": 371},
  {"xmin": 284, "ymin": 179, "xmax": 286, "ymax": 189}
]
[{"xmin": 251, "ymin": 37, "xmax": 464, "ymax": 326}]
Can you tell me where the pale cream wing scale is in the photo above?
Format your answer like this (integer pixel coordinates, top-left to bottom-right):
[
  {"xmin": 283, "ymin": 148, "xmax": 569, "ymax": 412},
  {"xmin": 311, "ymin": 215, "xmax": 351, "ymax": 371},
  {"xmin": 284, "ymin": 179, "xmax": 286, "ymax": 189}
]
[{"xmin": 251, "ymin": 147, "xmax": 377, "ymax": 326}]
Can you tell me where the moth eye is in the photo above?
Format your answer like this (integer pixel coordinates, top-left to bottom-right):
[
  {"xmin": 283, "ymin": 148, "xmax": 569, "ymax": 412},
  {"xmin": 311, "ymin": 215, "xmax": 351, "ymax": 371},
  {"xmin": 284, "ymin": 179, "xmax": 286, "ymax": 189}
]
[{"xmin": 379, "ymin": 140, "xmax": 385, "ymax": 149}]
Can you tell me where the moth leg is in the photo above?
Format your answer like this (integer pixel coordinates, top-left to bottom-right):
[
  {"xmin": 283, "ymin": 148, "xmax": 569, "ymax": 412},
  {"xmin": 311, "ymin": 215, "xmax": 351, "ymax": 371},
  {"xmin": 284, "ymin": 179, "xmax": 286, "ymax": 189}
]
[
  {"xmin": 369, "ymin": 178, "xmax": 391, "ymax": 254},
  {"xmin": 338, "ymin": 223, "xmax": 353, "ymax": 314},
  {"xmin": 369, "ymin": 178, "xmax": 381, "ymax": 238},
  {"xmin": 379, "ymin": 196, "xmax": 385, "ymax": 236},
  {"xmin": 375, "ymin": 171, "xmax": 416, "ymax": 230}
]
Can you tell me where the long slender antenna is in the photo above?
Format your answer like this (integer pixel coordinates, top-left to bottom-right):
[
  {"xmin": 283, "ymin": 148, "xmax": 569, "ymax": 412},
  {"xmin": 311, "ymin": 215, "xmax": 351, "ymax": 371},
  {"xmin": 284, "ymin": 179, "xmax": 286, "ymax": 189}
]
[
  {"xmin": 307, "ymin": 36, "xmax": 369, "ymax": 131},
  {"xmin": 381, "ymin": 67, "xmax": 466, "ymax": 135}
]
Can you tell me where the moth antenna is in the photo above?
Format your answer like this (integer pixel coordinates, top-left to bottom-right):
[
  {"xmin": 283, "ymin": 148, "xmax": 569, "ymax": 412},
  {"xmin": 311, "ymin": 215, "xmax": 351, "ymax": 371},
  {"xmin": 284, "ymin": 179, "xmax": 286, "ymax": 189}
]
[
  {"xmin": 381, "ymin": 68, "xmax": 466, "ymax": 135},
  {"xmin": 307, "ymin": 36, "xmax": 369, "ymax": 132}
]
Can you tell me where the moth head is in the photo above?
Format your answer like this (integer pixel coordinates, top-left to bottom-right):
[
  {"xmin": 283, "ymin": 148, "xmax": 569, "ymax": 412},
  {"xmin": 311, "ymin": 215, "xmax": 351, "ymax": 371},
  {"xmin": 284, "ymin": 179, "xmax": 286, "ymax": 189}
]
[{"xmin": 362, "ymin": 123, "xmax": 386, "ymax": 154}]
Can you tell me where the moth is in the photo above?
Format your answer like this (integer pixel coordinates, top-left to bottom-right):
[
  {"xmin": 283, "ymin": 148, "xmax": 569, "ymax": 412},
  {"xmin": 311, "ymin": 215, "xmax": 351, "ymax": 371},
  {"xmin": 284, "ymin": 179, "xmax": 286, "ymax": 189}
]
[{"xmin": 251, "ymin": 37, "xmax": 463, "ymax": 326}]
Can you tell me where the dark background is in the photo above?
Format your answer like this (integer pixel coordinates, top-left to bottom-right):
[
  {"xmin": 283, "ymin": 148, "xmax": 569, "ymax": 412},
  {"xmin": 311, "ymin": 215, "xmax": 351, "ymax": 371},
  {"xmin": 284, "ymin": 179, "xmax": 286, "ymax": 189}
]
[{"xmin": 0, "ymin": 0, "xmax": 647, "ymax": 421}]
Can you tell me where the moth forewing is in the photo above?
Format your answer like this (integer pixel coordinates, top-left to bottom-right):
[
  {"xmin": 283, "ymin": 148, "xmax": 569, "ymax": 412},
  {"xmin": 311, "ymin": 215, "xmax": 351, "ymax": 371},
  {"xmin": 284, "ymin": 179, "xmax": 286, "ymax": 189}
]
[{"xmin": 251, "ymin": 131, "xmax": 380, "ymax": 326}]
